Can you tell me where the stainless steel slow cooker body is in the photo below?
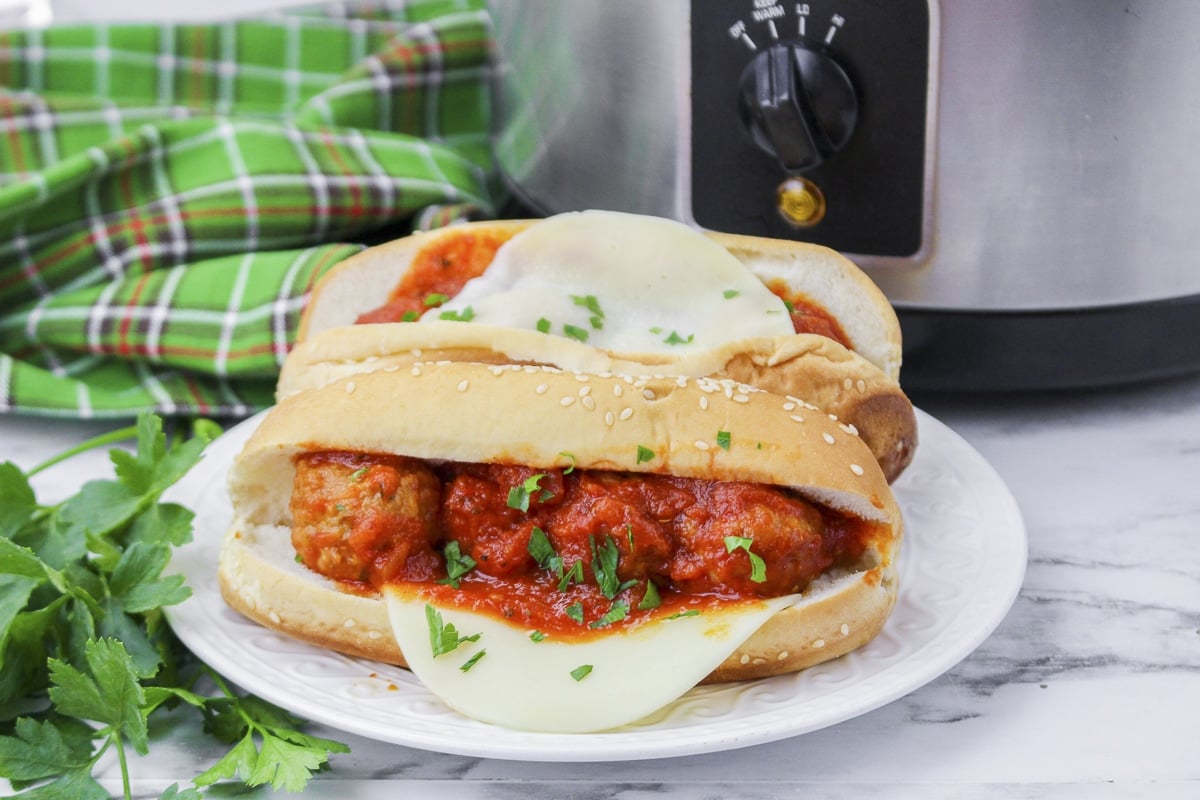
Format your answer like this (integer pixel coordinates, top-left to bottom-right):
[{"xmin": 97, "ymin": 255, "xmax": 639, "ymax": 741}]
[{"xmin": 489, "ymin": 0, "xmax": 1200, "ymax": 389}]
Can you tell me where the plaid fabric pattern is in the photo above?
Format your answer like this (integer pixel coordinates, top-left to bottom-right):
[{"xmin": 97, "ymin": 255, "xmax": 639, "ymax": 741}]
[{"xmin": 0, "ymin": 0, "xmax": 498, "ymax": 418}]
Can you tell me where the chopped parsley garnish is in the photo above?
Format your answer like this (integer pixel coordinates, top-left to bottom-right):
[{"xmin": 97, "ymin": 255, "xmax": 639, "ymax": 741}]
[
  {"xmin": 557, "ymin": 560, "xmax": 585, "ymax": 591},
  {"xmin": 783, "ymin": 299, "xmax": 796, "ymax": 312},
  {"xmin": 667, "ymin": 609, "xmax": 701, "ymax": 620},
  {"xmin": 564, "ymin": 602, "xmax": 585, "ymax": 624},
  {"xmin": 717, "ymin": 430, "xmax": 732, "ymax": 450},
  {"xmin": 439, "ymin": 305, "xmax": 475, "ymax": 322},
  {"xmin": 589, "ymin": 601, "xmax": 630, "ymax": 629},
  {"xmin": 571, "ymin": 294, "xmax": 606, "ymax": 330},
  {"xmin": 590, "ymin": 535, "xmax": 637, "ymax": 600},
  {"xmin": 562, "ymin": 323, "xmax": 589, "ymax": 342},
  {"xmin": 723, "ymin": 289, "xmax": 740, "ymax": 299},
  {"xmin": 349, "ymin": 466, "xmax": 368, "ymax": 481},
  {"xmin": 536, "ymin": 317, "xmax": 551, "ymax": 333},
  {"xmin": 570, "ymin": 664, "xmax": 593, "ymax": 682},
  {"xmin": 527, "ymin": 526, "xmax": 557, "ymax": 569},
  {"xmin": 663, "ymin": 330, "xmax": 695, "ymax": 346},
  {"xmin": 425, "ymin": 605, "xmax": 482, "ymax": 657},
  {"xmin": 423, "ymin": 292, "xmax": 450, "ymax": 307},
  {"xmin": 438, "ymin": 541, "xmax": 476, "ymax": 588},
  {"xmin": 459, "ymin": 650, "xmax": 486, "ymax": 672},
  {"xmin": 507, "ymin": 473, "xmax": 551, "ymax": 512},
  {"xmin": 638, "ymin": 580, "xmax": 662, "ymax": 610},
  {"xmin": 559, "ymin": 451, "xmax": 576, "ymax": 473},
  {"xmin": 724, "ymin": 535, "xmax": 768, "ymax": 583},
  {"xmin": 636, "ymin": 445, "xmax": 655, "ymax": 464},
  {"xmin": 402, "ymin": 310, "xmax": 420, "ymax": 322},
  {"xmin": 529, "ymin": 630, "xmax": 547, "ymax": 643},
  {"xmin": 649, "ymin": 326, "xmax": 663, "ymax": 334}
]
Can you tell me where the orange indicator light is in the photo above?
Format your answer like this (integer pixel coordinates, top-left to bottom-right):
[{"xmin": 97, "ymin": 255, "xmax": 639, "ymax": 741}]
[{"xmin": 776, "ymin": 177, "xmax": 826, "ymax": 227}]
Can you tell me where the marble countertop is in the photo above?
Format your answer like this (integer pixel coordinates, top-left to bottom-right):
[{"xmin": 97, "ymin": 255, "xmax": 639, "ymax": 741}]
[{"xmin": 4, "ymin": 372, "xmax": 1198, "ymax": 799}]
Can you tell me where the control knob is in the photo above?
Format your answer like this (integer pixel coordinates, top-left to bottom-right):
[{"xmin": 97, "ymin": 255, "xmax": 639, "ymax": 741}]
[{"xmin": 737, "ymin": 43, "xmax": 858, "ymax": 174}]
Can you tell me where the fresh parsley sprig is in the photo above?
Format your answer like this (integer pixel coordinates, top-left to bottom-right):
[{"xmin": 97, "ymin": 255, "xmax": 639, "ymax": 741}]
[{"xmin": 0, "ymin": 413, "xmax": 349, "ymax": 798}]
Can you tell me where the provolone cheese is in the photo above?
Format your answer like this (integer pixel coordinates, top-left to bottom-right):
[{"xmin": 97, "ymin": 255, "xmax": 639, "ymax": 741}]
[
  {"xmin": 384, "ymin": 586, "xmax": 799, "ymax": 732},
  {"xmin": 423, "ymin": 210, "xmax": 794, "ymax": 354}
]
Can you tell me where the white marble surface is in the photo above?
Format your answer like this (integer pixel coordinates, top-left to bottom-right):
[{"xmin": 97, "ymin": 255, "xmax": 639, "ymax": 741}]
[{"xmin": 3, "ymin": 372, "xmax": 1199, "ymax": 798}]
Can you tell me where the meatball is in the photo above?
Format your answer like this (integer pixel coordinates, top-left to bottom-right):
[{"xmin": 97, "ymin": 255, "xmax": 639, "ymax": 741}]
[
  {"xmin": 440, "ymin": 464, "xmax": 565, "ymax": 577},
  {"xmin": 290, "ymin": 452, "xmax": 442, "ymax": 585},
  {"xmin": 669, "ymin": 481, "xmax": 830, "ymax": 597}
]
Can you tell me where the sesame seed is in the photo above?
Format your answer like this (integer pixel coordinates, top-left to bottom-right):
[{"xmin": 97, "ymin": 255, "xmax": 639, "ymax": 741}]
[
  {"xmin": 411, "ymin": 349, "xmax": 422, "ymax": 357},
  {"xmin": 695, "ymin": 440, "xmax": 710, "ymax": 451},
  {"xmin": 643, "ymin": 389, "xmax": 657, "ymax": 400},
  {"xmin": 605, "ymin": 411, "xmax": 615, "ymax": 426},
  {"xmin": 578, "ymin": 386, "xmax": 591, "ymax": 397},
  {"xmin": 560, "ymin": 396, "xmax": 576, "ymax": 407},
  {"xmin": 269, "ymin": 612, "xmax": 281, "ymax": 624},
  {"xmin": 411, "ymin": 366, "xmax": 422, "ymax": 376},
  {"xmin": 457, "ymin": 379, "xmax": 470, "ymax": 392},
  {"xmin": 368, "ymin": 631, "xmax": 382, "ymax": 640},
  {"xmin": 613, "ymin": 384, "xmax": 623, "ymax": 397},
  {"xmin": 740, "ymin": 653, "xmax": 751, "ymax": 665},
  {"xmin": 812, "ymin": 639, "xmax": 826, "ymax": 649},
  {"xmin": 619, "ymin": 408, "xmax": 634, "ymax": 420},
  {"xmin": 783, "ymin": 402, "xmax": 796, "ymax": 411},
  {"xmin": 841, "ymin": 423, "xmax": 859, "ymax": 435},
  {"xmin": 582, "ymin": 396, "xmax": 596, "ymax": 411},
  {"xmin": 343, "ymin": 619, "xmax": 356, "ymax": 628},
  {"xmin": 840, "ymin": 624, "xmax": 850, "ymax": 636},
  {"xmin": 489, "ymin": 366, "xmax": 505, "ymax": 376},
  {"xmin": 777, "ymin": 651, "xmax": 789, "ymax": 660},
  {"xmin": 345, "ymin": 381, "xmax": 356, "ymax": 394},
  {"xmin": 857, "ymin": 379, "xmax": 867, "ymax": 393},
  {"xmin": 676, "ymin": 376, "xmax": 689, "ymax": 388},
  {"xmin": 843, "ymin": 378, "xmax": 854, "ymax": 390},
  {"xmin": 752, "ymin": 657, "xmax": 767, "ymax": 666},
  {"xmin": 436, "ymin": 360, "xmax": 452, "ymax": 366},
  {"xmin": 822, "ymin": 432, "xmax": 836, "ymax": 444},
  {"xmin": 828, "ymin": 413, "xmax": 839, "ymax": 421},
  {"xmin": 365, "ymin": 356, "xmax": 379, "ymax": 363},
  {"xmin": 732, "ymin": 394, "xmax": 749, "ymax": 404},
  {"xmin": 383, "ymin": 365, "xmax": 399, "ymax": 373},
  {"xmin": 699, "ymin": 396, "xmax": 709, "ymax": 410},
  {"xmin": 536, "ymin": 383, "xmax": 549, "ymax": 395},
  {"xmin": 850, "ymin": 464, "xmax": 865, "ymax": 476},
  {"xmin": 790, "ymin": 415, "xmax": 805, "ymax": 423},
  {"xmin": 575, "ymin": 374, "xmax": 590, "ymax": 382}
]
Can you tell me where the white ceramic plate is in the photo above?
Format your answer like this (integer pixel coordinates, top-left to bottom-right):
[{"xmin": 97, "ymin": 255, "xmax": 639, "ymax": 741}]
[{"xmin": 164, "ymin": 408, "xmax": 1026, "ymax": 762}]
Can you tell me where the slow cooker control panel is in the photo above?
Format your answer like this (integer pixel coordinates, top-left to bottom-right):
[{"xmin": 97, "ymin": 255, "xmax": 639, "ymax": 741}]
[{"xmin": 690, "ymin": 0, "xmax": 933, "ymax": 258}]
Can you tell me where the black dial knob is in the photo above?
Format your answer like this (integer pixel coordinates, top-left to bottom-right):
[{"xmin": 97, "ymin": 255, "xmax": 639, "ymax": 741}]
[{"xmin": 737, "ymin": 43, "xmax": 858, "ymax": 174}]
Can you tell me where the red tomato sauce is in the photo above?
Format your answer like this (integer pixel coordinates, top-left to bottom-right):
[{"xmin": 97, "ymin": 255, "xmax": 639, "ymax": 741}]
[
  {"xmin": 353, "ymin": 231, "xmax": 514, "ymax": 324},
  {"xmin": 289, "ymin": 452, "xmax": 876, "ymax": 636}
]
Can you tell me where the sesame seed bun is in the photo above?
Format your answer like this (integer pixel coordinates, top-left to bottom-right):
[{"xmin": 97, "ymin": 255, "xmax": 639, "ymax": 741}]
[
  {"xmin": 278, "ymin": 322, "xmax": 917, "ymax": 483},
  {"xmin": 220, "ymin": 362, "xmax": 902, "ymax": 683},
  {"xmin": 292, "ymin": 214, "xmax": 916, "ymax": 481}
]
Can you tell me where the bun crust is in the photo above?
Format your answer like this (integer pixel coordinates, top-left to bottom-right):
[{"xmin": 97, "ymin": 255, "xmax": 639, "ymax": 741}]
[
  {"xmin": 279, "ymin": 322, "xmax": 917, "ymax": 483},
  {"xmin": 221, "ymin": 362, "xmax": 902, "ymax": 682}
]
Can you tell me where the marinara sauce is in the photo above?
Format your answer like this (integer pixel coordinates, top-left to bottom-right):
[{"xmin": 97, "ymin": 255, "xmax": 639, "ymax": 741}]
[{"xmin": 290, "ymin": 451, "xmax": 876, "ymax": 637}]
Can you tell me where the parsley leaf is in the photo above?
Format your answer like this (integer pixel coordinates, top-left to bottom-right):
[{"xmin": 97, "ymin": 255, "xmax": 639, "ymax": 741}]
[
  {"xmin": 636, "ymin": 445, "xmax": 655, "ymax": 464},
  {"xmin": 0, "ymin": 413, "xmax": 350, "ymax": 797},
  {"xmin": 717, "ymin": 430, "xmax": 732, "ymax": 451},
  {"xmin": 506, "ymin": 473, "xmax": 550, "ymax": 512},
  {"xmin": 570, "ymin": 664, "xmax": 593, "ymax": 681},
  {"xmin": 562, "ymin": 324, "xmax": 589, "ymax": 342},
  {"xmin": 438, "ymin": 541, "xmax": 476, "ymax": 589},
  {"xmin": 724, "ymin": 535, "xmax": 768, "ymax": 583},
  {"xmin": 425, "ymin": 604, "xmax": 482, "ymax": 657},
  {"xmin": 439, "ymin": 305, "xmax": 476, "ymax": 322},
  {"xmin": 589, "ymin": 600, "xmax": 630, "ymax": 629}
]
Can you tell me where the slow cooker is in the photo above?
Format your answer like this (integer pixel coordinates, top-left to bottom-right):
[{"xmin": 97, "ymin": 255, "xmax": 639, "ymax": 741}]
[{"xmin": 487, "ymin": 0, "xmax": 1200, "ymax": 390}]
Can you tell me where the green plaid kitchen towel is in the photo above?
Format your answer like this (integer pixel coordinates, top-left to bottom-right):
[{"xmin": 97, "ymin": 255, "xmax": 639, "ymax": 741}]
[{"xmin": 0, "ymin": 0, "xmax": 498, "ymax": 418}]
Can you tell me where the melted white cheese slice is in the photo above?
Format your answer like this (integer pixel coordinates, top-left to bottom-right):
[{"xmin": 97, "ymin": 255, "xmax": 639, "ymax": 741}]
[
  {"xmin": 383, "ymin": 587, "xmax": 799, "ymax": 733},
  {"xmin": 422, "ymin": 210, "xmax": 794, "ymax": 354}
]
